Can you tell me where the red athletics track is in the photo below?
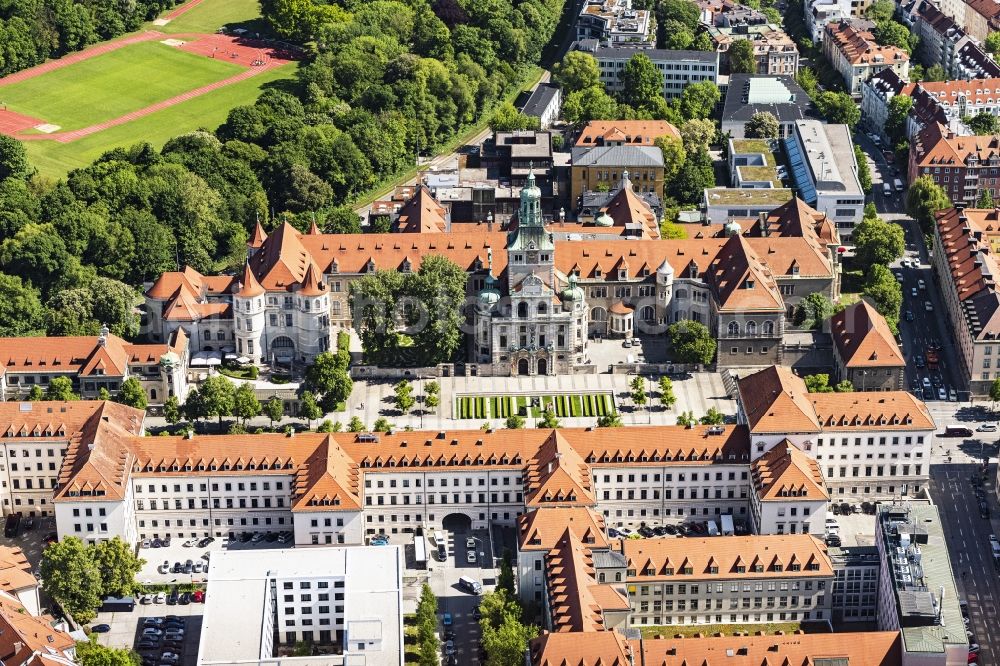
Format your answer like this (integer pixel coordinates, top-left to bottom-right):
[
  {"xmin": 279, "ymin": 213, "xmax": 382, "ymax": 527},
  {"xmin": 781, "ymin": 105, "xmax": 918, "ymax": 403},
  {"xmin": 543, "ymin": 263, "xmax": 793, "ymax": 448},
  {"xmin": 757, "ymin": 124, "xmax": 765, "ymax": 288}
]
[{"xmin": 163, "ymin": 0, "xmax": 205, "ymax": 20}]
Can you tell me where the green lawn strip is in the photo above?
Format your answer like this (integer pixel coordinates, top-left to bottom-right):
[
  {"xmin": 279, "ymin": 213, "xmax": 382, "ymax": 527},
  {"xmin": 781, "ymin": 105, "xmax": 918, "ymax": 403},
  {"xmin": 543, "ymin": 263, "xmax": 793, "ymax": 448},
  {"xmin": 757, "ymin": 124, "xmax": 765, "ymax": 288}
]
[
  {"xmin": 158, "ymin": 0, "xmax": 261, "ymax": 34},
  {"xmin": 24, "ymin": 64, "xmax": 293, "ymax": 178},
  {"xmin": 639, "ymin": 621, "xmax": 821, "ymax": 639},
  {"xmin": 478, "ymin": 397, "xmax": 487, "ymax": 419},
  {"xmin": 570, "ymin": 395, "xmax": 582, "ymax": 417},
  {"xmin": 2, "ymin": 41, "xmax": 242, "ymax": 130}
]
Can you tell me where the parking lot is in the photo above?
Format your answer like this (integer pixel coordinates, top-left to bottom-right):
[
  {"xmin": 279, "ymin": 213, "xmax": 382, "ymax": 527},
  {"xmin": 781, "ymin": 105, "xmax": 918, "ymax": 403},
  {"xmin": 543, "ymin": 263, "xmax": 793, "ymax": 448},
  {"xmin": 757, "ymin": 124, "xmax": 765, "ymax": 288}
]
[
  {"xmin": 136, "ymin": 532, "xmax": 290, "ymax": 583},
  {"xmin": 91, "ymin": 601, "xmax": 202, "ymax": 666}
]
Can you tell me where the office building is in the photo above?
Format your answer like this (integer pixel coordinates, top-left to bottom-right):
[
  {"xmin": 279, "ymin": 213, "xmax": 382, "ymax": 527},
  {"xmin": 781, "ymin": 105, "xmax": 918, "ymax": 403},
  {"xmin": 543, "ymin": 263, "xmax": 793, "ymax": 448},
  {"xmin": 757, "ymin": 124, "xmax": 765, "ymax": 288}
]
[{"xmin": 721, "ymin": 75, "xmax": 814, "ymax": 140}]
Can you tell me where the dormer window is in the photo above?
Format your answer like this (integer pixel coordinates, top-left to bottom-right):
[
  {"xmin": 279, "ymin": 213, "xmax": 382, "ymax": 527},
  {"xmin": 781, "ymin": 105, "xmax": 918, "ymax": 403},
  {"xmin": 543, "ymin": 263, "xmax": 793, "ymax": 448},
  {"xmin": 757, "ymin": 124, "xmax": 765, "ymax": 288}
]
[
  {"xmin": 401, "ymin": 259, "xmax": 411, "ymax": 273},
  {"xmin": 745, "ymin": 279, "xmax": 755, "ymax": 289},
  {"xmin": 366, "ymin": 260, "xmax": 376, "ymax": 273},
  {"xmin": 595, "ymin": 268, "xmax": 602, "ymax": 278},
  {"xmin": 618, "ymin": 269, "xmax": 627, "ymax": 280}
]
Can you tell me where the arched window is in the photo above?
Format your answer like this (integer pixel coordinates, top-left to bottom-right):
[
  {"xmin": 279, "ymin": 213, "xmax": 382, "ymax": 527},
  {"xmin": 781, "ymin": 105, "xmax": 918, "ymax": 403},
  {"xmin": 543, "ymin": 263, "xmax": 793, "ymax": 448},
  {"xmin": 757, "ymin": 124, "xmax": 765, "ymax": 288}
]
[
  {"xmin": 728, "ymin": 321, "xmax": 740, "ymax": 336},
  {"xmin": 640, "ymin": 305, "xmax": 655, "ymax": 322},
  {"xmin": 763, "ymin": 320, "xmax": 774, "ymax": 335},
  {"xmin": 746, "ymin": 321, "xmax": 757, "ymax": 336},
  {"xmin": 150, "ymin": 389, "xmax": 157, "ymax": 400}
]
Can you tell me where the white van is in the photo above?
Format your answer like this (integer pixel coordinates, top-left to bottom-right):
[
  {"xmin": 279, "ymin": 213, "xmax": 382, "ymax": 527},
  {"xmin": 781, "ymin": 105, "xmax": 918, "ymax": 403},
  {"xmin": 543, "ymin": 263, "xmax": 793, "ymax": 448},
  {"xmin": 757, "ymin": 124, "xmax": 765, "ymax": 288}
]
[
  {"xmin": 894, "ymin": 178, "xmax": 904, "ymax": 192},
  {"xmin": 458, "ymin": 576, "xmax": 482, "ymax": 594},
  {"xmin": 883, "ymin": 183, "xmax": 892, "ymax": 196}
]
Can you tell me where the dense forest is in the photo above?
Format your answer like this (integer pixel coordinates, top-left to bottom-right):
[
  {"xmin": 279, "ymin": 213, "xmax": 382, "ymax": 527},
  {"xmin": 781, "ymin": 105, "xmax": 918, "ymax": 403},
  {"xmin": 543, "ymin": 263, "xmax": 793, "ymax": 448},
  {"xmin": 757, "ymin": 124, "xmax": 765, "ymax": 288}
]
[
  {"xmin": 0, "ymin": 0, "xmax": 180, "ymax": 76},
  {"xmin": 0, "ymin": 0, "xmax": 566, "ymax": 338}
]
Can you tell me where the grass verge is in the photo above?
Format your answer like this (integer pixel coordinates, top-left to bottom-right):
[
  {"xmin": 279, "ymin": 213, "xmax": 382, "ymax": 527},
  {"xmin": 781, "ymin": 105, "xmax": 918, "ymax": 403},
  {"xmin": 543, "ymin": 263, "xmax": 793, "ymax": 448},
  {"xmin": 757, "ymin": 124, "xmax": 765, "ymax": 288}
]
[
  {"xmin": 159, "ymin": 0, "xmax": 261, "ymax": 34},
  {"xmin": 639, "ymin": 620, "xmax": 827, "ymax": 639}
]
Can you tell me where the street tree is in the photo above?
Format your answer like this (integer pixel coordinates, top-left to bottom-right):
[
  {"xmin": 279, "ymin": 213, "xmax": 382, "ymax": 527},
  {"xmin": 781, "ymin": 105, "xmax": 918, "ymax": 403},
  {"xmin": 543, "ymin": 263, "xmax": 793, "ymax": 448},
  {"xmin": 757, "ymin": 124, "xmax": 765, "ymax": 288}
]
[
  {"xmin": 40, "ymin": 537, "xmax": 103, "ymax": 623},
  {"xmin": 990, "ymin": 378, "xmax": 1000, "ymax": 407},
  {"xmin": 92, "ymin": 537, "xmax": 145, "ymax": 597},
  {"xmin": 744, "ymin": 112, "xmax": 779, "ymax": 138},
  {"xmin": 885, "ymin": 95, "xmax": 913, "ymax": 145},
  {"xmin": 76, "ymin": 637, "xmax": 140, "ymax": 666},
  {"xmin": 793, "ymin": 292, "xmax": 834, "ymax": 330},
  {"xmin": 115, "ymin": 377, "xmax": 147, "ymax": 410},
  {"xmin": 394, "ymin": 380, "xmax": 415, "ymax": 414},
  {"xmin": 233, "ymin": 382, "xmax": 262, "ymax": 425},
  {"xmin": 676, "ymin": 410, "xmax": 696, "ymax": 426},
  {"xmin": 853, "ymin": 215, "xmax": 905, "ymax": 266},
  {"xmin": 699, "ymin": 407, "xmax": 725, "ymax": 425},
  {"xmin": 552, "ymin": 51, "xmax": 601, "ymax": 92},
  {"xmin": 855, "ymin": 145, "xmax": 872, "ymax": 193},
  {"xmin": 424, "ymin": 380, "xmax": 440, "ymax": 413},
  {"xmin": 816, "ymin": 91, "xmax": 861, "ymax": 128},
  {"xmin": 863, "ymin": 265, "xmax": 903, "ymax": 333},
  {"xmin": 372, "ymin": 417, "xmax": 393, "ymax": 432},
  {"xmin": 804, "ymin": 373, "xmax": 834, "ymax": 392},
  {"xmin": 728, "ymin": 39, "xmax": 756, "ymax": 74},
  {"xmin": 667, "ymin": 320, "xmax": 716, "ymax": 364},
  {"xmin": 905, "ymin": 175, "xmax": 951, "ymax": 233},
  {"xmin": 597, "ymin": 413, "xmax": 624, "ymax": 427},
  {"xmin": 265, "ymin": 396, "xmax": 284, "ymax": 427},
  {"xmin": 659, "ymin": 376, "xmax": 677, "ymax": 408},
  {"xmin": 46, "ymin": 376, "xmax": 78, "ymax": 401}
]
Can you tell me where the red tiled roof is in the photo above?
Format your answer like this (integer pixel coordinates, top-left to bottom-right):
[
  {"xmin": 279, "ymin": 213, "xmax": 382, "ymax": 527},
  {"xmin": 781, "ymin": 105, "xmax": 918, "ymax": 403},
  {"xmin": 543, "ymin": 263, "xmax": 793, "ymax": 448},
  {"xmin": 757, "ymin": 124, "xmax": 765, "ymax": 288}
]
[
  {"xmin": 830, "ymin": 301, "xmax": 904, "ymax": 368},
  {"xmin": 751, "ymin": 441, "xmax": 828, "ymax": 501}
]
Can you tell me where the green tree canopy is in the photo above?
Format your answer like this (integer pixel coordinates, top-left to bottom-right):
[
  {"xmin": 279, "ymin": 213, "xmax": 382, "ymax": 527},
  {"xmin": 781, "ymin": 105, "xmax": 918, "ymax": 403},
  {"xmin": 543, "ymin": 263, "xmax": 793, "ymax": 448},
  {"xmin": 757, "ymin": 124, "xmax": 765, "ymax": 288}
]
[
  {"xmin": 561, "ymin": 86, "xmax": 619, "ymax": 124},
  {"xmin": 815, "ymin": 91, "xmax": 861, "ymax": 128},
  {"xmin": 0, "ymin": 135, "xmax": 31, "ymax": 182},
  {"xmin": 552, "ymin": 51, "xmax": 601, "ymax": 92},
  {"xmin": 92, "ymin": 537, "xmax": 145, "ymax": 597},
  {"xmin": 115, "ymin": 376, "xmax": 147, "ymax": 410},
  {"xmin": 667, "ymin": 320, "xmax": 716, "ymax": 364},
  {"xmin": 885, "ymin": 95, "xmax": 913, "ymax": 144},
  {"xmin": 978, "ymin": 189, "xmax": 995, "ymax": 208},
  {"xmin": 906, "ymin": 175, "xmax": 952, "ymax": 233},
  {"xmin": 199, "ymin": 374, "xmax": 236, "ymax": 428},
  {"xmin": 630, "ymin": 375, "xmax": 648, "ymax": 406},
  {"xmin": 863, "ymin": 265, "xmax": 903, "ymax": 333},
  {"xmin": 853, "ymin": 215, "xmax": 905, "ymax": 266},
  {"xmin": 655, "ymin": 135, "xmax": 686, "ymax": 182},
  {"xmin": 489, "ymin": 102, "xmax": 541, "ymax": 132},
  {"xmin": 233, "ymin": 382, "xmax": 262, "ymax": 424},
  {"xmin": 966, "ymin": 111, "xmax": 1000, "ymax": 135},
  {"xmin": 744, "ymin": 112, "xmax": 779, "ymax": 138},
  {"xmin": 621, "ymin": 53, "xmax": 664, "ymax": 112},
  {"xmin": 658, "ymin": 376, "xmax": 677, "ymax": 408},
  {"xmin": 46, "ymin": 376, "xmax": 78, "ymax": 401},
  {"xmin": 872, "ymin": 20, "xmax": 913, "ymax": 53},
  {"xmin": 673, "ymin": 147, "xmax": 715, "ymax": 203},
  {"xmin": 804, "ymin": 373, "xmax": 834, "ymax": 393},
  {"xmin": 855, "ymin": 145, "xmax": 872, "ymax": 193},
  {"xmin": 0, "ymin": 272, "xmax": 45, "ymax": 336},
  {"xmin": 728, "ymin": 39, "xmax": 756, "ymax": 74},
  {"xmin": 76, "ymin": 637, "xmax": 141, "ymax": 666},
  {"xmin": 793, "ymin": 292, "xmax": 834, "ymax": 330},
  {"xmin": 265, "ymin": 396, "xmax": 285, "ymax": 426},
  {"xmin": 866, "ymin": 0, "xmax": 895, "ymax": 22},
  {"xmin": 679, "ymin": 82, "xmax": 721, "ymax": 120},
  {"xmin": 40, "ymin": 537, "xmax": 103, "ymax": 623},
  {"xmin": 986, "ymin": 31, "xmax": 1000, "ymax": 54},
  {"xmin": 699, "ymin": 406, "xmax": 725, "ymax": 424},
  {"xmin": 299, "ymin": 390, "xmax": 323, "ymax": 427},
  {"xmin": 304, "ymin": 351, "xmax": 353, "ymax": 412},
  {"xmin": 394, "ymin": 380, "xmax": 415, "ymax": 414}
]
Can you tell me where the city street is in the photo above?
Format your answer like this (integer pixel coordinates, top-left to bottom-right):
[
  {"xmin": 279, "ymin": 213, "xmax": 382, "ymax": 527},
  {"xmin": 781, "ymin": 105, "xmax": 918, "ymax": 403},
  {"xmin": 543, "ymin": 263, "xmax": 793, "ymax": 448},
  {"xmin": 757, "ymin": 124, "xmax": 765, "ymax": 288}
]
[
  {"xmin": 930, "ymin": 465, "xmax": 1000, "ymax": 665},
  {"xmin": 855, "ymin": 134, "xmax": 967, "ymax": 399}
]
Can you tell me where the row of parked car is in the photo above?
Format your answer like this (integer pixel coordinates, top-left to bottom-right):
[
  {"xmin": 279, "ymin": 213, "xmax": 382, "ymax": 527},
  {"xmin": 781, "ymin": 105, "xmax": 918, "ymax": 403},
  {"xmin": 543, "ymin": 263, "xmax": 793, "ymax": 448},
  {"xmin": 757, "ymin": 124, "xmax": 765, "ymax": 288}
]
[
  {"xmin": 139, "ymin": 587, "xmax": 205, "ymax": 605},
  {"xmin": 607, "ymin": 521, "xmax": 744, "ymax": 539},
  {"xmin": 137, "ymin": 615, "xmax": 187, "ymax": 666},
  {"xmin": 158, "ymin": 559, "xmax": 208, "ymax": 575}
]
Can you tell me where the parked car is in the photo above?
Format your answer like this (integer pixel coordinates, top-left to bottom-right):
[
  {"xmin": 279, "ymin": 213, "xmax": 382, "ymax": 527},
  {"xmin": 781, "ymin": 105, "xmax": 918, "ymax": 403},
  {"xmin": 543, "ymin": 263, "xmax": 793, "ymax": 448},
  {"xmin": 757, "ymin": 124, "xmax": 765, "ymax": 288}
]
[
  {"xmin": 197, "ymin": 537, "xmax": 215, "ymax": 548},
  {"xmin": 153, "ymin": 592, "xmax": 166, "ymax": 604},
  {"xmin": 193, "ymin": 561, "xmax": 204, "ymax": 574},
  {"xmin": 265, "ymin": 532, "xmax": 279, "ymax": 542},
  {"xmin": 925, "ymin": 300, "xmax": 934, "ymax": 312},
  {"xmin": 250, "ymin": 532, "xmax": 264, "ymax": 543},
  {"xmin": 183, "ymin": 539, "xmax": 198, "ymax": 547},
  {"xmin": 442, "ymin": 613, "xmax": 453, "ymax": 626},
  {"xmin": 142, "ymin": 628, "xmax": 163, "ymax": 637},
  {"xmin": 143, "ymin": 618, "xmax": 164, "ymax": 628},
  {"xmin": 977, "ymin": 423, "xmax": 997, "ymax": 432},
  {"xmin": 140, "ymin": 594, "xmax": 152, "ymax": 605},
  {"xmin": 91, "ymin": 624, "xmax": 110, "ymax": 633},
  {"xmin": 178, "ymin": 593, "xmax": 191, "ymax": 605},
  {"xmin": 160, "ymin": 653, "xmax": 180, "ymax": 664},
  {"xmin": 183, "ymin": 560, "xmax": 194, "ymax": 573},
  {"xmin": 193, "ymin": 589, "xmax": 205, "ymax": 603},
  {"xmin": 159, "ymin": 561, "xmax": 170, "ymax": 574},
  {"xmin": 466, "ymin": 549, "xmax": 476, "ymax": 563}
]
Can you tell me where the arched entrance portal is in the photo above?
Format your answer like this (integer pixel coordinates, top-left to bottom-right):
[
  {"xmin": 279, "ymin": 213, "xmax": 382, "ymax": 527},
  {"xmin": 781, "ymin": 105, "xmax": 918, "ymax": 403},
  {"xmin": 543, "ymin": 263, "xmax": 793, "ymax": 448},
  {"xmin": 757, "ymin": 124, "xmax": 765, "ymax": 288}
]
[
  {"xmin": 537, "ymin": 358, "xmax": 547, "ymax": 375},
  {"xmin": 517, "ymin": 358, "xmax": 530, "ymax": 375},
  {"xmin": 442, "ymin": 513, "xmax": 472, "ymax": 532}
]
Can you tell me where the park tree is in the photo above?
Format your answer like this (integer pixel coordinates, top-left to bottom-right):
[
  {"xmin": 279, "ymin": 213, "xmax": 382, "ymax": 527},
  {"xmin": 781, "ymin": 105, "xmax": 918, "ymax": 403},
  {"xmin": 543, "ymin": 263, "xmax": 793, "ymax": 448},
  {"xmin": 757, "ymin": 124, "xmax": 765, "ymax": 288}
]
[
  {"xmin": 538, "ymin": 408, "xmax": 560, "ymax": 429},
  {"xmin": 0, "ymin": 135, "xmax": 30, "ymax": 182},
  {"xmin": 834, "ymin": 379, "xmax": 855, "ymax": 392},
  {"xmin": 115, "ymin": 377, "xmax": 147, "ymax": 410},
  {"xmin": 199, "ymin": 374, "xmax": 236, "ymax": 429},
  {"xmin": 863, "ymin": 265, "xmax": 903, "ymax": 333},
  {"xmin": 561, "ymin": 86, "xmax": 619, "ymax": 124},
  {"xmin": 855, "ymin": 145, "xmax": 872, "ymax": 193},
  {"xmin": 986, "ymin": 31, "xmax": 1000, "ymax": 54},
  {"xmin": 265, "ymin": 396, "xmax": 284, "ymax": 427},
  {"xmin": 667, "ymin": 320, "xmax": 716, "ymax": 364},
  {"xmin": 906, "ymin": 175, "xmax": 952, "ymax": 233},
  {"xmin": 966, "ymin": 111, "xmax": 1000, "ymax": 135},
  {"xmin": 630, "ymin": 376, "xmax": 648, "ymax": 407},
  {"xmin": 816, "ymin": 91, "xmax": 861, "ymax": 128},
  {"xmin": 793, "ymin": 292, "xmax": 834, "ymax": 330},
  {"xmin": 348, "ymin": 416, "xmax": 366, "ymax": 432},
  {"xmin": 745, "ymin": 112, "xmax": 779, "ymax": 139},
  {"xmin": 679, "ymin": 81, "xmax": 721, "ymax": 120},
  {"xmin": 233, "ymin": 382, "xmax": 262, "ymax": 425},
  {"xmin": 673, "ymin": 147, "xmax": 715, "ymax": 203},
  {"xmin": 552, "ymin": 51, "xmax": 601, "ymax": 92},
  {"xmin": 728, "ymin": 39, "xmax": 756, "ymax": 74},
  {"xmin": 659, "ymin": 376, "xmax": 677, "ymax": 408},
  {"xmin": 324, "ymin": 206, "xmax": 362, "ymax": 234},
  {"xmin": 40, "ymin": 537, "xmax": 103, "ymax": 623},
  {"xmin": 394, "ymin": 380, "xmax": 415, "ymax": 414},
  {"xmin": 804, "ymin": 373, "xmax": 834, "ymax": 392},
  {"xmin": 164, "ymin": 396, "xmax": 181, "ymax": 425},
  {"xmin": 699, "ymin": 406, "xmax": 725, "ymax": 424},
  {"xmin": 0, "ymin": 273, "xmax": 44, "ymax": 336},
  {"xmin": 407, "ymin": 255, "xmax": 469, "ymax": 365},
  {"xmin": 92, "ymin": 537, "xmax": 145, "ymax": 597},
  {"xmin": 655, "ymin": 135, "xmax": 686, "ymax": 182},
  {"xmin": 680, "ymin": 118, "xmax": 716, "ymax": 152},
  {"xmin": 76, "ymin": 637, "xmax": 140, "ymax": 666},
  {"xmin": 853, "ymin": 215, "xmax": 905, "ymax": 266},
  {"xmin": 46, "ymin": 376, "xmax": 78, "ymax": 401},
  {"xmin": 621, "ymin": 53, "xmax": 664, "ymax": 112}
]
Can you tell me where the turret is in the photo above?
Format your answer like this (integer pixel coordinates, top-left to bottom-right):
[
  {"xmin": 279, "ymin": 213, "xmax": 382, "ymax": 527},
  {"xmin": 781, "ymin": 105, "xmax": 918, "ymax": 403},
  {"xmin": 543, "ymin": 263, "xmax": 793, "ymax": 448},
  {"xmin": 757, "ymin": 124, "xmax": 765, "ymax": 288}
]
[
  {"xmin": 233, "ymin": 263, "xmax": 266, "ymax": 363},
  {"xmin": 295, "ymin": 263, "xmax": 329, "ymax": 363},
  {"xmin": 248, "ymin": 219, "xmax": 268, "ymax": 258}
]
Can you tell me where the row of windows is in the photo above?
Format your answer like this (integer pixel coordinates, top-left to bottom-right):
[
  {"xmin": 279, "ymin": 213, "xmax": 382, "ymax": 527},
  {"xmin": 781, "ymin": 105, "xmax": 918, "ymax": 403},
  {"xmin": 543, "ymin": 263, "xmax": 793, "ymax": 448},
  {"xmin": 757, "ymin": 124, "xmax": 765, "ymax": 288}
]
[
  {"xmin": 136, "ymin": 497, "xmax": 286, "ymax": 510},
  {"xmin": 138, "ymin": 481, "xmax": 286, "ymax": 493},
  {"xmin": 364, "ymin": 493, "xmax": 522, "ymax": 506},
  {"xmin": 602, "ymin": 487, "xmax": 748, "ymax": 501},
  {"xmin": 630, "ymin": 610, "xmax": 822, "ymax": 625},
  {"xmin": 826, "ymin": 465, "xmax": 922, "ymax": 477},
  {"xmin": 364, "ymin": 476, "xmax": 518, "ymax": 488}
]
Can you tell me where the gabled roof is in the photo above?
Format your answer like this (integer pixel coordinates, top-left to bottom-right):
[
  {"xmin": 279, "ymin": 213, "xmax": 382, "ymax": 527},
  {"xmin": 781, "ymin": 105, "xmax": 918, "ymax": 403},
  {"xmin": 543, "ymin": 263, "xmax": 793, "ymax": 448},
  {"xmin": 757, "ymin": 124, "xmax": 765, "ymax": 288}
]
[
  {"xmin": 248, "ymin": 222, "xmax": 319, "ymax": 291},
  {"xmin": 830, "ymin": 301, "xmax": 904, "ymax": 368},
  {"xmin": 706, "ymin": 235, "xmax": 783, "ymax": 312},
  {"xmin": 0, "ymin": 590, "xmax": 75, "ymax": 666},
  {"xmin": 162, "ymin": 286, "xmax": 231, "ymax": 322},
  {"xmin": 545, "ymin": 529, "xmax": 626, "ymax": 633},
  {"xmin": 751, "ymin": 441, "xmax": 828, "ymax": 501},
  {"xmin": 519, "ymin": 507, "xmax": 609, "ymax": 551},
  {"xmin": 525, "ymin": 431, "xmax": 596, "ymax": 507},
  {"xmin": 0, "ymin": 333, "xmax": 185, "ymax": 377},
  {"xmin": 394, "ymin": 185, "xmax": 448, "ymax": 233},
  {"xmin": 235, "ymin": 263, "xmax": 265, "ymax": 299},
  {"xmin": 0, "ymin": 547, "xmax": 37, "ymax": 595},
  {"xmin": 601, "ymin": 178, "xmax": 661, "ymax": 239},
  {"xmin": 810, "ymin": 392, "xmax": 935, "ymax": 431},
  {"xmin": 575, "ymin": 120, "xmax": 680, "ymax": 147},
  {"xmin": 738, "ymin": 366, "xmax": 821, "ymax": 434},
  {"xmin": 529, "ymin": 630, "xmax": 633, "ymax": 666},
  {"xmin": 292, "ymin": 435, "xmax": 360, "ymax": 511}
]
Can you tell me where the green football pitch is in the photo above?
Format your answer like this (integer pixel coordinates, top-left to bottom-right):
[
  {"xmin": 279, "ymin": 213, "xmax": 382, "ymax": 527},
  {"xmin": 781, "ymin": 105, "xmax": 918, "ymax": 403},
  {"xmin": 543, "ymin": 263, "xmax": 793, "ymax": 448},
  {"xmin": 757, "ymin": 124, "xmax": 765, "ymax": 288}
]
[{"xmin": 0, "ymin": 40, "xmax": 243, "ymax": 131}]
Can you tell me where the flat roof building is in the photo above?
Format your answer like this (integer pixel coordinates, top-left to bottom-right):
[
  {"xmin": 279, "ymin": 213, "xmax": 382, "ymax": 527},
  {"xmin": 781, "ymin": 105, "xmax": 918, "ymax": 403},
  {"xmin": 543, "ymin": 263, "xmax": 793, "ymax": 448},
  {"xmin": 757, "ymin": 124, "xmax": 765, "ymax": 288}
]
[
  {"xmin": 721, "ymin": 75, "xmax": 814, "ymax": 139},
  {"xmin": 197, "ymin": 546, "xmax": 404, "ymax": 666}
]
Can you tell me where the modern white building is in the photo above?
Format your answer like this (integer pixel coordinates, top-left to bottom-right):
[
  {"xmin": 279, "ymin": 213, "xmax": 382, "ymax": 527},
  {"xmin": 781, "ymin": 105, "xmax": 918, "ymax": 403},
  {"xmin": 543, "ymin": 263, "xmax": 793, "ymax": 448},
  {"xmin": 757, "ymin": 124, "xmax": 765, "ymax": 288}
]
[
  {"xmin": 783, "ymin": 119, "xmax": 865, "ymax": 239},
  {"xmin": 577, "ymin": 0, "xmax": 654, "ymax": 45},
  {"xmin": 197, "ymin": 546, "xmax": 404, "ymax": 666},
  {"xmin": 575, "ymin": 41, "xmax": 720, "ymax": 99}
]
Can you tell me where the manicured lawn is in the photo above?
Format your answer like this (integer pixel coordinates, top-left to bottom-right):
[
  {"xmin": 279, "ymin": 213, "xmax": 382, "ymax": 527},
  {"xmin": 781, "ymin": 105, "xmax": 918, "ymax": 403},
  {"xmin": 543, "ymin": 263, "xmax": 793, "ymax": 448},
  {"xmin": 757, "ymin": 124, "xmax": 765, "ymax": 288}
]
[
  {"xmin": 160, "ymin": 0, "xmax": 261, "ymax": 34},
  {"xmin": 455, "ymin": 393, "xmax": 615, "ymax": 420},
  {"xmin": 24, "ymin": 64, "xmax": 294, "ymax": 177},
  {"xmin": 1, "ymin": 41, "xmax": 243, "ymax": 131},
  {"xmin": 639, "ymin": 621, "xmax": 826, "ymax": 639}
]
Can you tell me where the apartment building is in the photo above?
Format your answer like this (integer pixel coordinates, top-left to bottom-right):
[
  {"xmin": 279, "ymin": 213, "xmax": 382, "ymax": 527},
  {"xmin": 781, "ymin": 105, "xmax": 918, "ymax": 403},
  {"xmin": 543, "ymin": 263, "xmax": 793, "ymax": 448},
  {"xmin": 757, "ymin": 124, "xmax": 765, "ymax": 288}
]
[
  {"xmin": 749, "ymin": 443, "xmax": 829, "ymax": 536},
  {"xmin": 829, "ymin": 544, "xmax": 880, "ymax": 623},
  {"xmin": 874, "ymin": 502, "xmax": 966, "ymax": 664},
  {"xmin": 577, "ymin": 0, "xmax": 654, "ymax": 45},
  {"xmin": 574, "ymin": 40, "xmax": 720, "ymax": 100},
  {"xmin": 908, "ymin": 0, "xmax": 1000, "ymax": 81},
  {"xmin": 570, "ymin": 145, "xmax": 666, "ymax": 202},
  {"xmin": 823, "ymin": 19, "xmax": 910, "ymax": 97},
  {"xmin": 618, "ymin": 535, "xmax": 834, "ymax": 626},
  {"xmin": 0, "ymin": 329, "xmax": 189, "ymax": 406},
  {"xmin": 737, "ymin": 366, "xmax": 935, "ymax": 499},
  {"xmin": 909, "ymin": 123, "xmax": 1000, "ymax": 208},
  {"xmin": 783, "ymin": 119, "xmax": 865, "ymax": 239},
  {"xmin": 830, "ymin": 300, "xmax": 906, "ymax": 391},
  {"xmin": 197, "ymin": 546, "xmax": 403, "ymax": 666},
  {"xmin": 709, "ymin": 25, "xmax": 800, "ymax": 76},
  {"xmin": 931, "ymin": 206, "xmax": 1000, "ymax": 396}
]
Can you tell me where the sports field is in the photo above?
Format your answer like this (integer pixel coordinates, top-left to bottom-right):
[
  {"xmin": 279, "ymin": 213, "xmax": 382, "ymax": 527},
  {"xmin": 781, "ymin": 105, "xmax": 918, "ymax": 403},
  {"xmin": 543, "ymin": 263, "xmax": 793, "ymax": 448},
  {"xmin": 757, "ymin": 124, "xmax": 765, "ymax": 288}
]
[
  {"xmin": 159, "ymin": 0, "xmax": 261, "ymax": 34},
  {"xmin": 0, "ymin": 41, "xmax": 242, "ymax": 131},
  {"xmin": 23, "ymin": 65, "xmax": 292, "ymax": 176}
]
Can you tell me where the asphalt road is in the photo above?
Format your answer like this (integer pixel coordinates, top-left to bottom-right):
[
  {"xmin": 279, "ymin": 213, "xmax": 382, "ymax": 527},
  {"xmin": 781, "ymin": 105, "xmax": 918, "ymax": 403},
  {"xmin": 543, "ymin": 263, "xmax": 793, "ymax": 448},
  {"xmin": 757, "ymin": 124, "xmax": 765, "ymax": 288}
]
[
  {"xmin": 855, "ymin": 134, "xmax": 967, "ymax": 399},
  {"xmin": 930, "ymin": 464, "xmax": 1000, "ymax": 664}
]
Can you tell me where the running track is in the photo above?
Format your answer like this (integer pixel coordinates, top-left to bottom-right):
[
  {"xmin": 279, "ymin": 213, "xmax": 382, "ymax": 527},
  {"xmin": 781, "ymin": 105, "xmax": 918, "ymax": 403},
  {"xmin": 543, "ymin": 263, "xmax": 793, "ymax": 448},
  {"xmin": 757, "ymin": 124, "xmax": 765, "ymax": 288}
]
[
  {"xmin": 163, "ymin": 0, "xmax": 205, "ymax": 20},
  {"xmin": 0, "ymin": 30, "xmax": 294, "ymax": 143}
]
